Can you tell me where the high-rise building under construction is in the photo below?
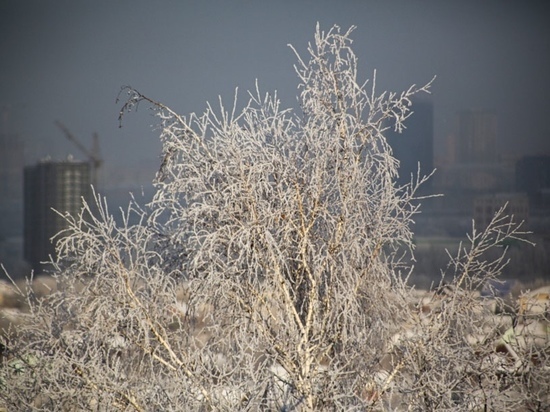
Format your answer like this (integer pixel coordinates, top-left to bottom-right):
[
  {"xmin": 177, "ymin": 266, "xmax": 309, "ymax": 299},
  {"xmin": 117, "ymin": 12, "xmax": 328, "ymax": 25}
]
[{"xmin": 24, "ymin": 159, "xmax": 91, "ymax": 273}]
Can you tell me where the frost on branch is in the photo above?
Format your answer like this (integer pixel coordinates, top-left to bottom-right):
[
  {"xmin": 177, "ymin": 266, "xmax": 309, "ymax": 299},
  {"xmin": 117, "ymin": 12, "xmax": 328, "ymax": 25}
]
[{"xmin": 2, "ymin": 25, "xmax": 547, "ymax": 411}]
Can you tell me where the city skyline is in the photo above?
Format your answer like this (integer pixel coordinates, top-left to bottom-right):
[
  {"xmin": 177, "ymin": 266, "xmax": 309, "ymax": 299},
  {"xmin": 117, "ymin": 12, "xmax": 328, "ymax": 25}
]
[{"xmin": 1, "ymin": 1, "xmax": 549, "ymax": 189}]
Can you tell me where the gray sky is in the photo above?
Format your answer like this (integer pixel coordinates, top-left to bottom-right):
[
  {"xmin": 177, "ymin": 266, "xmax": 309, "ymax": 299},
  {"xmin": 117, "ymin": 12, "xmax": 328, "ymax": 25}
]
[{"xmin": 1, "ymin": 0, "xmax": 549, "ymax": 188}]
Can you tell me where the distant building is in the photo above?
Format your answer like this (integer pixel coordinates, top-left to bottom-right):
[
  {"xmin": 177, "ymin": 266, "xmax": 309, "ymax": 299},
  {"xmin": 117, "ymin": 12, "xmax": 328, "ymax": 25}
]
[
  {"xmin": 430, "ymin": 163, "xmax": 515, "ymax": 215},
  {"xmin": 456, "ymin": 110, "xmax": 497, "ymax": 165},
  {"xmin": 473, "ymin": 193, "xmax": 529, "ymax": 230},
  {"xmin": 433, "ymin": 110, "xmax": 508, "ymax": 210},
  {"xmin": 435, "ymin": 163, "xmax": 514, "ymax": 193},
  {"xmin": 515, "ymin": 155, "xmax": 550, "ymax": 209},
  {"xmin": 441, "ymin": 133, "xmax": 457, "ymax": 166},
  {"xmin": 24, "ymin": 158, "xmax": 91, "ymax": 273},
  {"xmin": 388, "ymin": 98, "xmax": 434, "ymax": 189},
  {"xmin": 0, "ymin": 132, "xmax": 24, "ymax": 238}
]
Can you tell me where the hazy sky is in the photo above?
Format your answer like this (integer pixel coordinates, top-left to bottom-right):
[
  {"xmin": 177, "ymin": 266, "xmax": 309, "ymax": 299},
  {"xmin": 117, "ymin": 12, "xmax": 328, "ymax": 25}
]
[{"xmin": 1, "ymin": 0, "xmax": 549, "ymax": 188}]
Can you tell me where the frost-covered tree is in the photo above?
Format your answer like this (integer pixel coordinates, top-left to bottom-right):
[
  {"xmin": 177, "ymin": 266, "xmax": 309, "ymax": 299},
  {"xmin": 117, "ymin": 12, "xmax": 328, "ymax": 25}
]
[{"xmin": 1, "ymin": 25, "xmax": 548, "ymax": 411}]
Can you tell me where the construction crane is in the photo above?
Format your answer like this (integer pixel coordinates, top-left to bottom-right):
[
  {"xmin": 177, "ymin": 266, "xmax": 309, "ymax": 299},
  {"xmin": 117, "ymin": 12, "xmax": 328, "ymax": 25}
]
[{"xmin": 55, "ymin": 120, "xmax": 103, "ymax": 189}]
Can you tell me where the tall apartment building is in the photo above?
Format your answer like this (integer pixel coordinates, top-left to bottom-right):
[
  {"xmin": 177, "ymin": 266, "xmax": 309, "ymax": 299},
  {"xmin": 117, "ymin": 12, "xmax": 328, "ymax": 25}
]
[
  {"xmin": 24, "ymin": 159, "xmax": 91, "ymax": 273},
  {"xmin": 433, "ymin": 110, "xmax": 502, "ymax": 212},
  {"xmin": 456, "ymin": 110, "xmax": 497, "ymax": 164},
  {"xmin": 388, "ymin": 98, "xmax": 434, "ymax": 189}
]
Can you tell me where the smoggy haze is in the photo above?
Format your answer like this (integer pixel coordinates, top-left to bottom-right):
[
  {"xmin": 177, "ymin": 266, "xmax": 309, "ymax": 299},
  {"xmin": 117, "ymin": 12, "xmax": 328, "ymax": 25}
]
[{"xmin": 1, "ymin": 0, "xmax": 549, "ymax": 188}]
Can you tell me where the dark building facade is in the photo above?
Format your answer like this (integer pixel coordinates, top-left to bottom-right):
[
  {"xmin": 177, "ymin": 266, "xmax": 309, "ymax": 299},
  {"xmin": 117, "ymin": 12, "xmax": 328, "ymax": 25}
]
[
  {"xmin": 516, "ymin": 155, "xmax": 550, "ymax": 209},
  {"xmin": 24, "ymin": 159, "xmax": 91, "ymax": 273},
  {"xmin": 0, "ymin": 132, "xmax": 24, "ymax": 238},
  {"xmin": 388, "ymin": 99, "xmax": 434, "ymax": 189}
]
